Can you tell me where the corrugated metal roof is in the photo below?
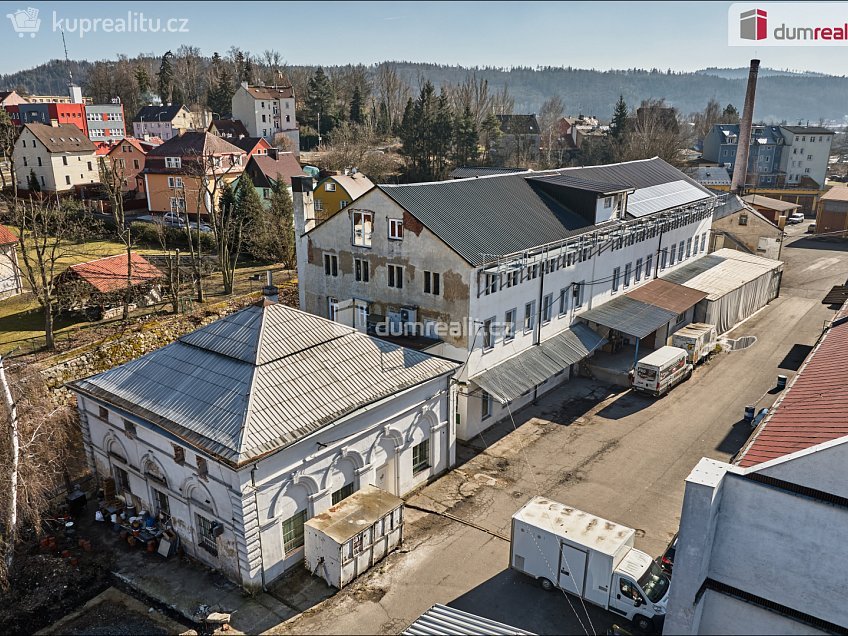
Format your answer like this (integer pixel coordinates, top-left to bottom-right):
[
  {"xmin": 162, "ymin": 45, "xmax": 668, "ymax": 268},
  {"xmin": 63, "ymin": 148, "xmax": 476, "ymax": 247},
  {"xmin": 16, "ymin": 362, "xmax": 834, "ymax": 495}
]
[
  {"xmin": 449, "ymin": 166, "xmax": 529, "ymax": 179},
  {"xmin": 712, "ymin": 194, "xmax": 747, "ymax": 221},
  {"xmin": 625, "ymin": 279, "xmax": 708, "ymax": 315},
  {"xmin": 470, "ymin": 325, "xmax": 606, "ymax": 404},
  {"xmin": 403, "ymin": 604, "xmax": 535, "ymax": 636},
  {"xmin": 737, "ymin": 304, "xmax": 848, "ymax": 468},
  {"xmin": 742, "ymin": 194, "xmax": 801, "ymax": 212},
  {"xmin": 558, "ymin": 157, "xmax": 713, "ymax": 195},
  {"xmin": 626, "ymin": 180, "xmax": 711, "ymax": 218},
  {"xmin": 305, "ymin": 485, "xmax": 402, "ymax": 544},
  {"xmin": 661, "ymin": 249, "xmax": 783, "ymax": 301},
  {"xmin": 579, "ymin": 296, "xmax": 678, "ymax": 339},
  {"xmin": 527, "ymin": 173, "xmax": 633, "ymax": 194},
  {"xmin": 71, "ymin": 304, "xmax": 458, "ymax": 467}
]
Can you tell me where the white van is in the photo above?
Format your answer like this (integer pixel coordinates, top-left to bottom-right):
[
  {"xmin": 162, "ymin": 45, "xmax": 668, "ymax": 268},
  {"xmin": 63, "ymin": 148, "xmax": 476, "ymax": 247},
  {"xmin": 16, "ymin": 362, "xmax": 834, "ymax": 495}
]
[{"xmin": 632, "ymin": 346, "xmax": 692, "ymax": 397}]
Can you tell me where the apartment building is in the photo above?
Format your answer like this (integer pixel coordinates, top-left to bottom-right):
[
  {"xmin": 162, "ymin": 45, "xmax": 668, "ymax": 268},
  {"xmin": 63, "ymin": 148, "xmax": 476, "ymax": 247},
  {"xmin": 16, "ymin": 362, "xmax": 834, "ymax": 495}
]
[
  {"xmin": 13, "ymin": 122, "xmax": 97, "ymax": 192},
  {"xmin": 231, "ymin": 82, "xmax": 299, "ymax": 151}
]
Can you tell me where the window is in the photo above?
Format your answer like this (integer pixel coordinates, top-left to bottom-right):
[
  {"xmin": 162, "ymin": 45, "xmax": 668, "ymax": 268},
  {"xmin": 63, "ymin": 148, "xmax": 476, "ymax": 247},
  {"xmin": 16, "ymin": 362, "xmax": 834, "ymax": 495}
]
[
  {"xmin": 65, "ymin": 175, "xmax": 71, "ymax": 185},
  {"xmin": 169, "ymin": 197, "xmax": 186, "ymax": 213},
  {"xmin": 339, "ymin": 199, "xmax": 349, "ymax": 209},
  {"xmin": 261, "ymin": 114, "xmax": 266, "ymax": 123},
  {"xmin": 686, "ymin": 238, "xmax": 692, "ymax": 258},
  {"xmin": 485, "ymin": 274, "xmax": 498, "ymax": 295},
  {"xmin": 558, "ymin": 288, "xmax": 569, "ymax": 316},
  {"xmin": 700, "ymin": 234, "xmax": 707, "ymax": 252},
  {"xmin": 645, "ymin": 254, "xmax": 653, "ymax": 278},
  {"xmin": 412, "ymin": 439, "xmax": 430, "ymax": 474},
  {"xmin": 388, "ymin": 219, "xmax": 404, "ymax": 240},
  {"xmin": 424, "ymin": 271, "xmax": 440, "ymax": 295},
  {"xmin": 354, "ymin": 258, "xmax": 370, "ymax": 282},
  {"xmin": 482, "ymin": 317, "xmax": 494, "ymax": 350},
  {"xmin": 167, "ymin": 176, "xmax": 184, "ymax": 188},
  {"xmin": 323, "ymin": 253, "xmax": 338, "ymax": 277},
  {"xmin": 619, "ymin": 578, "xmax": 644, "ymax": 604},
  {"xmin": 635, "ymin": 258, "xmax": 643, "ymax": 282},
  {"xmin": 524, "ymin": 302, "xmax": 535, "ymax": 332},
  {"xmin": 314, "ymin": 198, "xmax": 324, "ymax": 212},
  {"xmin": 352, "ymin": 211, "xmax": 373, "ymax": 246},
  {"xmin": 612, "ymin": 267, "xmax": 621, "ymax": 292},
  {"xmin": 542, "ymin": 294, "xmax": 553, "ymax": 323},
  {"xmin": 115, "ymin": 466, "xmax": 131, "ymax": 493},
  {"xmin": 679, "ymin": 241, "xmax": 685, "ymax": 260},
  {"xmin": 164, "ymin": 157, "xmax": 181, "ymax": 169},
  {"xmin": 123, "ymin": 418, "xmax": 136, "ymax": 438},
  {"xmin": 604, "ymin": 196, "xmax": 612, "ymax": 208},
  {"xmin": 669, "ymin": 244, "xmax": 676, "ymax": 265},
  {"xmin": 87, "ymin": 161, "xmax": 93, "ymax": 171},
  {"xmin": 481, "ymin": 391, "xmax": 492, "ymax": 420},
  {"xmin": 173, "ymin": 445, "xmax": 185, "ymax": 464},
  {"xmin": 22, "ymin": 156, "xmax": 27, "ymax": 166},
  {"xmin": 133, "ymin": 159, "xmax": 140, "ymax": 170},
  {"xmin": 624, "ymin": 263, "xmax": 632, "ymax": 287},
  {"xmin": 325, "ymin": 182, "xmax": 336, "ymax": 192},
  {"xmin": 332, "ymin": 483, "xmax": 355, "ymax": 505},
  {"xmin": 739, "ymin": 213, "xmax": 748, "ymax": 226},
  {"xmin": 807, "ymin": 155, "xmax": 813, "ymax": 160},
  {"xmin": 98, "ymin": 406, "xmax": 109, "ymax": 421},
  {"xmin": 574, "ymin": 281, "xmax": 585, "ymax": 308},
  {"xmin": 504, "ymin": 309, "xmax": 516, "ymax": 341},
  {"xmin": 196, "ymin": 456, "xmax": 208, "ymax": 478},
  {"xmin": 62, "ymin": 156, "xmax": 68, "ymax": 165},
  {"xmin": 676, "ymin": 312, "xmax": 686, "ymax": 325},
  {"xmin": 196, "ymin": 513, "xmax": 218, "ymax": 555},
  {"xmin": 328, "ymin": 297, "xmax": 338, "ymax": 321},
  {"xmin": 153, "ymin": 489, "xmax": 170, "ymax": 517},
  {"xmin": 282, "ymin": 510, "xmax": 307, "ymax": 553},
  {"xmin": 693, "ymin": 235, "xmax": 700, "ymax": 255},
  {"xmin": 387, "ymin": 264, "xmax": 403, "ymax": 289}
]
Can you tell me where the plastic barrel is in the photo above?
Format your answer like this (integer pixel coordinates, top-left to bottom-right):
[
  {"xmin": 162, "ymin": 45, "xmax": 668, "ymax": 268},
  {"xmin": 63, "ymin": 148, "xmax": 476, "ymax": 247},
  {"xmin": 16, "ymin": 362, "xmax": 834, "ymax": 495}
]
[
  {"xmin": 744, "ymin": 406, "xmax": 755, "ymax": 422},
  {"xmin": 777, "ymin": 375, "xmax": 788, "ymax": 390}
]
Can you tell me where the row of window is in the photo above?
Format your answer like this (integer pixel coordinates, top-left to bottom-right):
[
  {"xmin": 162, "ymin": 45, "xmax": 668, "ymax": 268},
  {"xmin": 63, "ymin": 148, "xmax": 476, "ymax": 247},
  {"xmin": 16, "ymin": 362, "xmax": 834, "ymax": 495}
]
[
  {"xmin": 351, "ymin": 211, "xmax": 403, "ymax": 246},
  {"xmin": 611, "ymin": 234, "xmax": 706, "ymax": 293},
  {"xmin": 324, "ymin": 254, "xmax": 441, "ymax": 295}
]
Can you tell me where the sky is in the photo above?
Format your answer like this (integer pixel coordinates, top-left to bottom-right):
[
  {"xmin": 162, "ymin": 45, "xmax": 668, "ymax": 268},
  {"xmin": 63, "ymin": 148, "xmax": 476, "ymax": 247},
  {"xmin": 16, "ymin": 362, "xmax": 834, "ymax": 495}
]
[{"xmin": 0, "ymin": 1, "xmax": 845, "ymax": 76}]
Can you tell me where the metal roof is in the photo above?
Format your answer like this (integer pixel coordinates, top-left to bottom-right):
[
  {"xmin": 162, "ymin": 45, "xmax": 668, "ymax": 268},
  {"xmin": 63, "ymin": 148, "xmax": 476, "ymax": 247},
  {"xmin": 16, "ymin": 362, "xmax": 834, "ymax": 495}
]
[
  {"xmin": 557, "ymin": 157, "xmax": 713, "ymax": 195},
  {"xmin": 625, "ymin": 180, "xmax": 711, "ymax": 218},
  {"xmin": 403, "ymin": 604, "xmax": 535, "ymax": 636},
  {"xmin": 70, "ymin": 304, "xmax": 458, "ymax": 467},
  {"xmin": 625, "ymin": 279, "xmax": 708, "ymax": 315},
  {"xmin": 737, "ymin": 303, "xmax": 848, "ymax": 468},
  {"xmin": 742, "ymin": 194, "xmax": 801, "ymax": 212},
  {"xmin": 527, "ymin": 173, "xmax": 633, "ymax": 195},
  {"xmin": 661, "ymin": 249, "xmax": 783, "ymax": 301},
  {"xmin": 470, "ymin": 325, "xmax": 606, "ymax": 404},
  {"xmin": 690, "ymin": 166, "xmax": 731, "ymax": 186},
  {"xmin": 579, "ymin": 295, "xmax": 678, "ymax": 339},
  {"xmin": 305, "ymin": 485, "xmax": 402, "ymax": 544},
  {"xmin": 712, "ymin": 194, "xmax": 748, "ymax": 221},
  {"xmin": 449, "ymin": 166, "xmax": 529, "ymax": 179}
]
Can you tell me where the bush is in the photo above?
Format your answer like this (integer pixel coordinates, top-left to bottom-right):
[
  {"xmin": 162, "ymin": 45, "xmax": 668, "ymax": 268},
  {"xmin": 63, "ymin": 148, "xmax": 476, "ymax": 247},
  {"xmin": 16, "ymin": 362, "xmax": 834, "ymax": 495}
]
[{"xmin": 130, "ymin": 222, "xmax": 216, "ymax": 252}]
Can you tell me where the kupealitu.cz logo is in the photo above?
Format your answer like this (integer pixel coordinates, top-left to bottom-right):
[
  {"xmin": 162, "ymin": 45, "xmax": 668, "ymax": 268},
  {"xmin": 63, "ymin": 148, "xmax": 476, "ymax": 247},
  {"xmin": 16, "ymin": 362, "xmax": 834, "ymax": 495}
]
[
  {"xmin": 730, "ymin": 3, "xmax": 848, "ymax": 45},
  {"xmin": 6, "ymin": 6, "xmax": 189, "ymax": 38},
  {"xmin": 6, "ymin": 7, "xmax": 40, "ymax": 37}
]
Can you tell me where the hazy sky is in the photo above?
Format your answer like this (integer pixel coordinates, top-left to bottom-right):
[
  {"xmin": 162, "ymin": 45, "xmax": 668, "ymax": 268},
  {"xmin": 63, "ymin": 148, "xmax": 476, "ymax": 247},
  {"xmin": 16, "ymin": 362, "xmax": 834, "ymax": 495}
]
[{"xmin": 0, "ymin": 1, "xmax": 844, "ymax": 76}]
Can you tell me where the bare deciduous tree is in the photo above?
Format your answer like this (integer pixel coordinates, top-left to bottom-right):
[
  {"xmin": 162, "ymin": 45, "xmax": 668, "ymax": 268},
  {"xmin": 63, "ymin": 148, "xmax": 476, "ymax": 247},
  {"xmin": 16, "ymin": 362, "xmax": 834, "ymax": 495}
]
[{"xmin": 98, "ymin": 156, "xmax": 134, "ymax": 321}]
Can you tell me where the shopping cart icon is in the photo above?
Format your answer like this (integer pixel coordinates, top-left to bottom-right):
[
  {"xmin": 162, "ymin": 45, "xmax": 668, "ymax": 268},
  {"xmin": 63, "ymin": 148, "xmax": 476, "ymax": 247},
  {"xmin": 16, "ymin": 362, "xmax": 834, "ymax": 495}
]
[{"xmin": 6, "ymin": 7, "xmax": 41, "ymax": 38}]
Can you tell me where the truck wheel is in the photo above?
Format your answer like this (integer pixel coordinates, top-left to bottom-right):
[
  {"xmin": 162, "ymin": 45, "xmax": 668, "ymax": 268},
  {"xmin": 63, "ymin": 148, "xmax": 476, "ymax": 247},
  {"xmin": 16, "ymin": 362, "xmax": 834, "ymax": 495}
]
[
  {"xmin": 539, "ymin": 577, "xmax": 554, "ymax": 592},
  {"xmin": 684, "ymin": 368, "xmax": 693, "ymax": 381},
  {"xmin": 634, "ymin": 614, "xmax": 653, "ymax": 632}
]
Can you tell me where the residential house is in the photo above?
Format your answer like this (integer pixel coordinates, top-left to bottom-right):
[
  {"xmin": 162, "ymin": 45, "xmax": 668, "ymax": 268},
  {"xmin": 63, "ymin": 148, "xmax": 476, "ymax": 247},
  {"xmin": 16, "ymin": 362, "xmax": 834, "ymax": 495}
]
[
  {"xmin": 665, "ymin": 303, "xmax": 848, "ymax": 635},
  {"xmin": 710, "ymin": 195, "xmax": 783, "ymax": 260},
  {"xmin": 816, "ymin": 185, "xmax": 848, "ymax": 238},
  {"xmin": 231, "ymin": 82, "xmax": 299, "ymax": 151},
  {"xmin": 229, "ymin": 136, "xmax": 272, "ymax": 157},
  {"xmin": 688, "ymin": 166, "xmax": 731, "ymax": 191},
  {"xmin": 85, "ymin": 103, "xmax": 126, "ymax": 142},
  {"xmin": 69, "ymin": 301, "xmax": 458, "ymax": 588},
  {"xmin": 777, "ymin": 126, "xmax": 834, "ymax": 189},
  {"xmin": 133, "ymin": 104, "xmax": 200, "ymax": 142},
  {"xmin": 294, "ymin": 157, "xmax": 720, "ymax": 440},
  {"xmin": 143, "ymin": 132, "xmax": 246, "ymax": 217},
  {"xmin": 104, "ymin": 137, "xmax": 162, "ymax": 195},
  {"xmin": 741, "ymin": 193, "xmax": 800, "ymax": 225},
  {"xmin": 313, "ymin": 171, "xmax": 374, "ymax": 219},
  {"xmin": 0, "ymin": 90, "xmax": 28, "ymax": 107},
  {"xmin": 208, "ymin": 119, "xmax": 249, "ymax": 139},
  {"xmin": 243, "ymin": 149, "xmax": 306, "ymax": 205},
  {"xmin": 13, "ymin": 122, "xmax": 98, "ymax": 192},
  {"xmin": 0, "ymin": 225, "xmax": 23, "ymax": 300},
  {"xmin": 492, "ymin": 114, "xmax": 541, "ymax": 164}
]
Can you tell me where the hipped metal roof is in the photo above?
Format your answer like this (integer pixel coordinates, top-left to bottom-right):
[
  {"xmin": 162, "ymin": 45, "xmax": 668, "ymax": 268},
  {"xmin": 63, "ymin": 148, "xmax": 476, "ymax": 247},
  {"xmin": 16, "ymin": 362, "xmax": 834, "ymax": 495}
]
[
  {"xmin": 70, "ymin": 304, "xmax": 458, "ymax": 467},
  {"xmin": 403, "ymin": 604, "xmax": 535, "ymax": 636},
  {"xmin": 470, "ymin": 324, "xmax": 606, "ymax": 404},
  {"xmin": 579, "ymin": 296, "xmax": 679, "ymax": 339}
]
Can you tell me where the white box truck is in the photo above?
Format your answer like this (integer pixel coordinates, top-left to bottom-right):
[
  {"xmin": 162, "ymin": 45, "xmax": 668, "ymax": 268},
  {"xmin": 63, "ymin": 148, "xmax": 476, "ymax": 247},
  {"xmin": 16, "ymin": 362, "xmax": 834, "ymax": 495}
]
[
  {"xmin": 671, "ymin": 323, "xmax": 717, "ymax": 365},
  {"xmin": 510, "ymin": 497, "xmax": 670, "ymax": 632},
  {"xmin": 631, "ymin": 346, "xmax": 692, "ymax": 397}
]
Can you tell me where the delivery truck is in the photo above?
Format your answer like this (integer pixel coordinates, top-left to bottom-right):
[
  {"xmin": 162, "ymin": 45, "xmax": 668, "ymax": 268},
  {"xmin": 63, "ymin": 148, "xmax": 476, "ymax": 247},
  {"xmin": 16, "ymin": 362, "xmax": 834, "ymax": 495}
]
[
  {"xmin": 510, "ymin": 498, "xmax": 670, "ymax": 632},
  {"xmin": 671, "ymin": 323, "xmax": 717, "ymax": 365},
  {"xmin": 631, "ymin": 346, "xmax": 692, "ymax": 397}
]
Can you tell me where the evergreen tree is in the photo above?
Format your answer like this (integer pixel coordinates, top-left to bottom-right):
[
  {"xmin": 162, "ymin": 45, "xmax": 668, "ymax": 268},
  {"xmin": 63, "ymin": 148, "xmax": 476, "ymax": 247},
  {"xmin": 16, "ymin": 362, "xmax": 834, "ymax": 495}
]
[
  {"xmin": 134, "ymin": 66, "xmax": 150, "ymax": 97},
  {"xmin": 610, "ymin": 95, "xmax": 629, "ymax": 140},
  {"xmin": 349, "ymin": 87, "xmax": 364, "ymax": 125},
  {"xmin": 377, "ymin": 101, "xmax": 391, "ymax": 136},
  {"xmin": 207, "ymin": 54, "xmax": 235, "ymax": 117},
  {"xmin": 305, "ymin": 67, "xmax": 336, "ymax": 134},
  {"xmin": 721, "ymin": 103, "xmax": 740, "ymax": 124},
  {"xmin": 453, "ymin": 106, "xmax": 479, "ymax": 166},
  {"xmin": 432, "ymin": 89, "xmax": 454, "ymax": 179},
  {"xmin": 480, "ymin": 112, "xmax": 502, "ymax": 165},
  {"xmin": 269, "ymin": 174, "xmax": 297, "ymax": 267},
  {"xmin": 27, "ymin": 169, "xmax": 40, "ymax": 193},
  {"xmin": 156, "ymin": 51, "xmax": 175, "ymax": 104},
  {"xmin": 242, "ymin": 58, "xmax": 254, "ymax": 84}
]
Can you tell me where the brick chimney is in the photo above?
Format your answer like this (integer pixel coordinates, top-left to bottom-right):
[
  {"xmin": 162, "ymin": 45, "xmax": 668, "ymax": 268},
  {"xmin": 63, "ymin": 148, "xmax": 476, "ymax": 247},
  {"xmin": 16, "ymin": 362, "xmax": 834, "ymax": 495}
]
[
  {"xmin": 730, "ymin": 59, "xmax": 760, "ymax": 194},
  {"xmin": 291, "ymin": 175, "xmax": 315, "ymax": 310}
]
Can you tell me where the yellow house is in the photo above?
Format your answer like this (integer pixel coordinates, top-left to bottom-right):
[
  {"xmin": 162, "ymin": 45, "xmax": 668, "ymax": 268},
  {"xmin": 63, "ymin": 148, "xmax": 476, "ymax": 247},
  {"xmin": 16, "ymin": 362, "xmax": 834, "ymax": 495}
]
[
  {"xmin": 143, "ymin": 132, "xmax": 246, "ymax": 217},
  {"xmin": 313, "ymin": 170, "xmax": 374, "ymax": 220}
]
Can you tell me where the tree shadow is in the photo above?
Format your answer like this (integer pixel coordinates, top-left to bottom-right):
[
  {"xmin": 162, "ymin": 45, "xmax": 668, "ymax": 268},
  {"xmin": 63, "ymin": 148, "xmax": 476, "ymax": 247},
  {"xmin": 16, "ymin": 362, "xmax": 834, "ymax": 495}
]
[
  {"xmin": 595, "ymin": 390, "xmax": 654, "ymax": 421},
  {"xmin": 785, "ymin": 237, "xmax": 848, "ymax": 252},
  {"xmin": 777, "ymin": 344, "xmax": 812, "ymax": 372},
  {"xmin": 715, "ymin": 418, "xmax": 754, "ymax": 456}
]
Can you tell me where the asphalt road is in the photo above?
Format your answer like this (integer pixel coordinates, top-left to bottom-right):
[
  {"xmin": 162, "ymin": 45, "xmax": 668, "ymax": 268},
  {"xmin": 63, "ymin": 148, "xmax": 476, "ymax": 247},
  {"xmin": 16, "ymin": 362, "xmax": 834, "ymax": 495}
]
[{"xmin": 271, "ymin": 228, "xmax": 848, "ymax": 636}]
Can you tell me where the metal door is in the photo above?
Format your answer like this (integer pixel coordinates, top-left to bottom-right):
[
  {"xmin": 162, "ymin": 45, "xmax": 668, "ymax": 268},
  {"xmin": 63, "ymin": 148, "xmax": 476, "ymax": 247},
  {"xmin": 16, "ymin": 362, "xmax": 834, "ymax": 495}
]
[{"xmin": 557, "ymin": 542, "xmax": 588, "ymax": 595}]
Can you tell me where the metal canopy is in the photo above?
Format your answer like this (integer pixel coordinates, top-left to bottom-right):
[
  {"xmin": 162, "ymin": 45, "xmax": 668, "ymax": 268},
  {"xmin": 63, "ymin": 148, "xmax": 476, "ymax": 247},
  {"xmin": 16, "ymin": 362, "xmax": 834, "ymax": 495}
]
[
  {"xmin": 470, "ymin": 325, "xmax": 606, "ymax": 404},
  {"xmin": 403, "ymin": 604, "xmax": 535, "ymax": 636},
  {"xmin": 579, "ymin": 296, "xmax": 678, "ymax": 339}
]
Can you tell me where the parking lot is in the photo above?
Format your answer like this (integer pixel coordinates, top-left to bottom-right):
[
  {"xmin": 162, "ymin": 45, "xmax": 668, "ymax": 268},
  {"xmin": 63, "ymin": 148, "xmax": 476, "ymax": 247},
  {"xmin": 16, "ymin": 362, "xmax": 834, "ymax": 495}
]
[{"xmin": 272, "ymin": 230, "xmax": 848, "ymax": 636}]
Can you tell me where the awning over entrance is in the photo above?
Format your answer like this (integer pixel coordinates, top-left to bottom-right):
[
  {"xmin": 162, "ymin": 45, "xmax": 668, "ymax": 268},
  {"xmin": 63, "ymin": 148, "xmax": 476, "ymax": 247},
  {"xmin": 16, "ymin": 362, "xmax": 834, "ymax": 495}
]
[
  {"xmin": 470, "ymin": 324, "xmax": 606, "ymax": 404},
  {"xmin": 579, "ymin": 296, "xmax": 678, "ymax": 339}
]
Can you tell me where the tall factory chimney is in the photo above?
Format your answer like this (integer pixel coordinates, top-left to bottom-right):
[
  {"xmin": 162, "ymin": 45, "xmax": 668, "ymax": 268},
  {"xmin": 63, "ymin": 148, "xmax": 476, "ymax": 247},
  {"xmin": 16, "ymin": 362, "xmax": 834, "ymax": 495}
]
[{"xmin": 730, "ymin": 59, "xmax": 760, "ymax": 193}]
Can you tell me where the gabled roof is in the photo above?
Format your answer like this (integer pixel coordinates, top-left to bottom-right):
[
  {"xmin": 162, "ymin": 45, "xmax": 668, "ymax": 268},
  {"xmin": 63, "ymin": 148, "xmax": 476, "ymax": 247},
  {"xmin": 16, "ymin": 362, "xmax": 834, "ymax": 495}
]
[
  {"xmin": 742, "ymin": 194, "xmax": 800, "ymax": 212},
  {"xmin": 146, "ymin": 132, "xmax": 245, "ymax": 157},
  {"xmin": 737, "ymin": 303, "xmax": 848, "ymax": 467},
  {"xmin": 820, "ymin": 186, "xmax": 848, "ymax": 202},
  {"xmin": 248, "ymin": 152, "xmax": 305, "ymax": 188},
  {"xmin": 65, "ymin": 253, "xmax": 161, "ymax": 293},
  {"xmin": 22, "ymin": 123, "xmax": 95, "ymax": 153},
  {"xmin": 497, "ymin": 114, "xmax": 539, "ymax": 135},
  {"xmin": 527, "ymin": 173, "xmax": 633, "ymax": 195},
  {"xmin": 229, "ymin": 136, "xmax": 270, "ymax": 154},
  {"xmin": 106, "ymin": 137, "xmax": 161, "ymax": 157},
  {"xmin": 661, "ymin": 249, "xmax": 783, "ymax": 301},
  {"xmin": 133, "ymin": 104, "xmax": 188, "ymax": 123},
  {"xmin": 0, "ymin": 225, "xmax": 18, "ymax": 246},
  {"xmin": 689, "ymin": 166, "xmax": 731, "ymax": 186},
  {"xmin": 240, "ymin": 84, "xmax": 294, "ymax": 100},
  {"xmin": 70, "ymin": 303, "xmax": 458, "ymax": 467},
  {"xmin": 320, "ymin": 172, "xmax": 374, "ymax": 200},
  {"xmin": 209, "ymin": 119, "xmax": 249, "ymax": 138},
  {"xmin": 449, "ymin": 166, "xmax": 529, "ymax": 179}
]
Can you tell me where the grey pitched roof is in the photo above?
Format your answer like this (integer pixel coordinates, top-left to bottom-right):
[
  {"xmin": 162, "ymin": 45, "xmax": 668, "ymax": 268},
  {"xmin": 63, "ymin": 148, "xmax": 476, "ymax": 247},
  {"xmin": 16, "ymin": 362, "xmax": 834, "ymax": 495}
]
[
  {"xmin": 579, "ymin": 295, "xmax": 679, "ymax": 339},
  {"xmin": 449, "ymin": 166, "xmax": 529, "ymax": 179},
  {"xmin": 690, "ymin": 166, "xmax": 731, "ymax": 186},
  {"xmin": 70, "ymin": 304, "xmax": 458, "ymax": 467},
  {"xmin": 527, "ymin": 173, "xmax": 633, "ymax": 195},
  {"xmin": 378, "ymin": 158, "xmax": 713, "ymax": 266},
  {"xmin": 23, "ymin": 123, "xmax": 95, "ymax": 153},
  {"xmin": 133, "ymin": 104, "xmax": 187, "ymax": 123},
  {"xmin": 713, "ymin": 194, "xmax": 747, "ymax": 221}
]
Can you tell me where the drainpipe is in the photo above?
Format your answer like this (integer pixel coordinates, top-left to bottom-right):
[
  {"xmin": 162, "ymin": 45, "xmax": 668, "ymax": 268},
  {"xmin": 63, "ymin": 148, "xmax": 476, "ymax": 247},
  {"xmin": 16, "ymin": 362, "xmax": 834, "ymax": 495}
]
[{"xmin": 251, "ymin": 464, "xmax": 268, "ymax": 592}]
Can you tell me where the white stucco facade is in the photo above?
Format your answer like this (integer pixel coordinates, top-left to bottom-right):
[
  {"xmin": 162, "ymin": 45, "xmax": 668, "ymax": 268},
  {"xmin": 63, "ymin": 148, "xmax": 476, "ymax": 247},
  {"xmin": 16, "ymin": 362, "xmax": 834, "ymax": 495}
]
[
  {"xmin": 231, "ymin": 85, "xmax": 298, "ymax": 146},
  {"xmin": 13, "ymin": 125, "xmax": 98, "ymax": 192}
]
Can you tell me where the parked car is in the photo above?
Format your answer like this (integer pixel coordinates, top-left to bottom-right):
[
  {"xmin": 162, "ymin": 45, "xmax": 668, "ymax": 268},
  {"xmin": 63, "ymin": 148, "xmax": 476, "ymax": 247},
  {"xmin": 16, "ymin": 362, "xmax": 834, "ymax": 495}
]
[
  {"xmin": 189, "ymin": 220, "xmax": 213, "ymax": 233},
  {"xmin": 787, "ymin": 211, "xmax": 805, "ymax": 224},
  {"xmin": 658, "ymin": 533, "xmax": 678, "ymax": 576},
  {"xmin": 162, "ymin": 212, "xmax": 187, "ymax": 228}
]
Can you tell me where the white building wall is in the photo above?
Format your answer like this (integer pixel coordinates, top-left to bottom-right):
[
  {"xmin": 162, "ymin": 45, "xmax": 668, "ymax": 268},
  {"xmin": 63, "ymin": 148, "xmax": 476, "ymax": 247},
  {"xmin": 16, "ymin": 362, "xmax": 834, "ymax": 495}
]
[
  {"xmin": 778, "ymin": 129, "xmax": 833, "ymax": 188},
  {"xmin": 0, "ymin": 243, "xmax": 23, "ymax": 299},
  {"xmin": 13, "ymin": 128, "xmax": 98, "ymax": 192},
  {"xmin": 697, "ymin": 591, "xmax": 827, "ymax": 635}
]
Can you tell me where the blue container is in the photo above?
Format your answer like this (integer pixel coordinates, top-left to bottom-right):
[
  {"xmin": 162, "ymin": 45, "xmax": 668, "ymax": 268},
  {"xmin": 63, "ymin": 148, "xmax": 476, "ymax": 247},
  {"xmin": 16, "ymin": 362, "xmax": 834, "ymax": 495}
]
[{"xmin": 744, "ymin": 405, "xmax": 755, "ymax": 423}]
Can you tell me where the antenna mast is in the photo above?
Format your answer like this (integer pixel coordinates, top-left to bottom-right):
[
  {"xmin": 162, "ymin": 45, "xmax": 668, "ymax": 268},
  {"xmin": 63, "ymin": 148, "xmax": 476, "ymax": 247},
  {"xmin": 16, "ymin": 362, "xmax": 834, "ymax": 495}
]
[{"xmin": 61, "ymin": 29, "xmax": 72, "ymax": 84}]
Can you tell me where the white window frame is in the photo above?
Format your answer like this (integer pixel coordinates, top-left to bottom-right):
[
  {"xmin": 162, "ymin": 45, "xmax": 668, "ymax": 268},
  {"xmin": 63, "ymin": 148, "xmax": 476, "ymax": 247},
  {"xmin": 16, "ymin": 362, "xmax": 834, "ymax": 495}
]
[
  {"xmin": 504, "ymin": 308, "xmax": 516, "ymax": 341},
  {"xmin": 388, "ymin": 218, "xmax": 404, "ymax": 240},
  {"xmin": 328, "ymin": 297, "xmax": 339, "ymax": 321},
  {"xmin": 325, "ymin": 182, "xmax": 336, "ymax": 192},
  {"xmin": 612, "ymin": 267, "xmax": 621, "ymax": 293},
  {"xmin": 481, "ymin": 391, "xmax": 492, "ymax": 420},
  {"xmin": 352, "ymin": 210, "xmax": 373, "ymax": 247},
  {"xmin": 542, "ymin": 294, "xmax": 553, "ymax": 324},
  {"xmin": 165, "ymin": 156, "xmax": 181, "ymax": 169},
  {"xmin": 524, "ymin": 301, "xmax": 535, "ymax": 332}
]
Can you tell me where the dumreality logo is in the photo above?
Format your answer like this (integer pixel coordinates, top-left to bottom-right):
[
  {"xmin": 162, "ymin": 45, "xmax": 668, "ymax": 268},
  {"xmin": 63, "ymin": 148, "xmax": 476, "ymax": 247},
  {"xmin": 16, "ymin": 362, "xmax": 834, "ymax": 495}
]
[{"xmin": 740, "ymin": 8, "xmax": 768, "ymax": 40}]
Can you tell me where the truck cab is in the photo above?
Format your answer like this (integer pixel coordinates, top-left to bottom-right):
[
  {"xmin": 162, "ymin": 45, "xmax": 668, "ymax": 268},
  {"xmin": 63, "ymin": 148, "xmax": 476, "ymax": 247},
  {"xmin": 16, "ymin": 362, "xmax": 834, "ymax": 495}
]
[{"xmin": 610, "ymin": 549, "xmax": 670, "ymax": 630}]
